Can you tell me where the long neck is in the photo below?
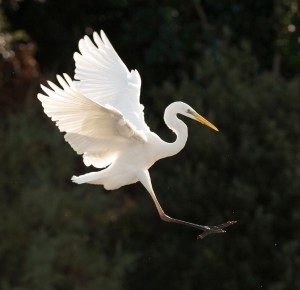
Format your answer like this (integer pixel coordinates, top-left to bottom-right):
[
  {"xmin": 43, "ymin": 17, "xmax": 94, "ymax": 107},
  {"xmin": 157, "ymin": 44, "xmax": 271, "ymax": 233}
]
[{"xmin": 161, "ymin": 103, "xmax": 188, "ymax": 158}]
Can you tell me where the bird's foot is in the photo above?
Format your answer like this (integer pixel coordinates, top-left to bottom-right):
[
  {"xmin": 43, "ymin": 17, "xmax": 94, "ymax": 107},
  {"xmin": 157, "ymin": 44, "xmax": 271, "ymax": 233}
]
[{"xmin": 197, "ymin": 220, "xmax": 237, "ymax": 240}]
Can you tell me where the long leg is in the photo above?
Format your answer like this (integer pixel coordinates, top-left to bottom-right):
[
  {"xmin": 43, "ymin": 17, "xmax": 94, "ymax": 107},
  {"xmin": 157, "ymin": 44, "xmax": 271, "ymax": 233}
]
[{"xmin": 137, "ymin": 170, "xmax": 236, "ymax": 239}]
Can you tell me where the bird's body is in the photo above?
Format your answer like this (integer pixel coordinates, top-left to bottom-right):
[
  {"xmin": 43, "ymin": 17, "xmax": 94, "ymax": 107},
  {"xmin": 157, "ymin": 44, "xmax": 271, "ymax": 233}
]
[
  {"xmin": 38, "ymin": 30, "xmax": 235, "ymax": 239},
  {"xmin": 72, "ymin": 102, "xmax": 189, "ymax": 190},
  {"xmin": 74, "ymin": 132, "xmax": 162, "ymax": 190}
]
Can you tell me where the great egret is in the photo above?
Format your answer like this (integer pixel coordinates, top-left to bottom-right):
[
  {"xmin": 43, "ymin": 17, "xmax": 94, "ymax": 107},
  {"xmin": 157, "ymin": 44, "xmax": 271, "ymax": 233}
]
[{"xmin": 38, "ymin": 30, "xmax": 236, "ymax": 239}]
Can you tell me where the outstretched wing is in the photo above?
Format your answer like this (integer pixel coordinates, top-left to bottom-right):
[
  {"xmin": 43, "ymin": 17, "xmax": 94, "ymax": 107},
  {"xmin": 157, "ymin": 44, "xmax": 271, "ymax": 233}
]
[
  {"xmin": 38, "ymin": 74, "xmax": 146, "ymax": 168},
  {"xmin": 74, "ymin": 30, "xmax": 150, "ymax": 133}
]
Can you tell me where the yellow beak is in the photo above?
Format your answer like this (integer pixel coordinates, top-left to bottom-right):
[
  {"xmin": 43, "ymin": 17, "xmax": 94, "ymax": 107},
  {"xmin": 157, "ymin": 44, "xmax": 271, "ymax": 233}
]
[{"xmin": 192, "ymin": 112, "xmax": 219, "ymax": 132}]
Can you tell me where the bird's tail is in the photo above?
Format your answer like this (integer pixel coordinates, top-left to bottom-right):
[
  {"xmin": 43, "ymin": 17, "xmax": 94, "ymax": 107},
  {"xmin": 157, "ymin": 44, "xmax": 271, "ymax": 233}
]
[{"xmin": 71, "ymin": 171, "xmax": 104, "ymax": 185}]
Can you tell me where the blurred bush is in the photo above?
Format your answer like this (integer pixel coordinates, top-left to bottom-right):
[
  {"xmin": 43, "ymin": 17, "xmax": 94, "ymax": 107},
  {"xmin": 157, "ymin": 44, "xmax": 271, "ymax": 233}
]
[
  {"xmin": 0, "ymin": 102, "xmax": 137, "ymax": 290},
  {"xmin": 1, "ymin": 40, "xmax": 299, "ymax": 290},
  {"xmin": 0, "ymin": 6, "xmax": 39, "ymax": 114},
  {"xmin": 0, "ymin": 39, "xmax": 39, "ymax": 113},
  {"xmin": 125, "ymin": 40, "xmax": 300, "ymax": 290},
  {"xmin": 1, "ymin": 1, "xmax": 300, "ymax": 290}
]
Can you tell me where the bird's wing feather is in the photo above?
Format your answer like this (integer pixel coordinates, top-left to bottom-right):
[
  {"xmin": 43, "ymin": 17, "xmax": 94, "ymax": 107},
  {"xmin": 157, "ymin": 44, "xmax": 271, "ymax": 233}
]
[
  {"xmin": 38, "ymin": 74, "xmax": 146, "ymax": 168},
  {"xmin": 74, "ymin": 30, "xmax": 150, "ymax": 133}
]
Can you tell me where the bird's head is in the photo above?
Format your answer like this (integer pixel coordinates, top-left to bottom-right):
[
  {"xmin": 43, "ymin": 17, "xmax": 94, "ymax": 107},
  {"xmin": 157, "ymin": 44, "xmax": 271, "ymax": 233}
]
[{"xmin": 174, "ymin": 101, "xmax": 219, "ymax": 132}]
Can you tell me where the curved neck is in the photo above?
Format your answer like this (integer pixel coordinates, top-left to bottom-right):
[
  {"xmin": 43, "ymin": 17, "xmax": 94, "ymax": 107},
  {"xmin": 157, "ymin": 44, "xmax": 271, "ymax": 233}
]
[{"xmin": 162, "ymin": 103, "xmax": 188, "ymax": 158}]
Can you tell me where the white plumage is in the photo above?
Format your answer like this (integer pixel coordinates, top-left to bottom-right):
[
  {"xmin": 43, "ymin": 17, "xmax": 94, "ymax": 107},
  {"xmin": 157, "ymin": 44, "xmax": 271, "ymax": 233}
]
[{"xmin": 38, "ymin": 30, "xmax": 236, "ymax": 239}]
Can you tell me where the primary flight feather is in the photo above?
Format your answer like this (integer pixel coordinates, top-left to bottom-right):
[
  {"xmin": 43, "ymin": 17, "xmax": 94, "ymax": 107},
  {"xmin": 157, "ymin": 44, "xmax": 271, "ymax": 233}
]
[{"xmin": 38, "ymin": 30, "xmax": 236, "ymax": 239}]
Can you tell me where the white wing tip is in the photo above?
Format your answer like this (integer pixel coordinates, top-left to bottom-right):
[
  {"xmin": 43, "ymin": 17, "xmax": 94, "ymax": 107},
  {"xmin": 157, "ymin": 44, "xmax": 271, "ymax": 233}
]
[
  {"xmin": 100, "ymin": 30, "xmax": 112, "ymax": 47},
  {"xmin": 73, "ymin": 52, "xmax": 82, "ymax": 63},
  {"xmin": 40, "ymin": 84, "xmax": 49, "ymax": 93},
  {"xmin": 37, "ymin": 93, "xmax": 46, "ymax": 102},
  {"xmin": 56, "ymin": 74, "xmax": 62, "ymax": 81},
  {"xmin": 63, "ymin": 73, "xmax": 73, "ymax": 86}
]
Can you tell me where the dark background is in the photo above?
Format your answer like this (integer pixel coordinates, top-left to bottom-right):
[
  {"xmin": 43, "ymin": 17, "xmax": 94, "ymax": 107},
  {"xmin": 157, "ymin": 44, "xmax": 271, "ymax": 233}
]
[{"xmin": 1, "ymin": 0, "xmax": 300, "ymax": 289}]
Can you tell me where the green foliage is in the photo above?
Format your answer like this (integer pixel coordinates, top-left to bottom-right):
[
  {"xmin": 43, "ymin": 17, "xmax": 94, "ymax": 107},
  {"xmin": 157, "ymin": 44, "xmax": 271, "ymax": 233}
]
[
  {"xmin": 0, "ymin": 100, "xmax": 135, "ymax": 290},
  {"xmin": 4, "ymin": 0, "xmax": 300, "ymax": 76},
  {"xmin": 1, "ymin": 1, "xmax": 300, "ymax": 290},
  {"xmin": 124, "ymin": 42, "xmax": 300, "ymax": 290}
]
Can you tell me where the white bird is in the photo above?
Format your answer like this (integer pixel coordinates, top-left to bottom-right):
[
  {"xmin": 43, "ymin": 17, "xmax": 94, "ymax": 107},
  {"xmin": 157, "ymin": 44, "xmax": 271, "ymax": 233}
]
[{"xmin": 38, "ymin": 30, "xmax": 236, "ymax": 239}]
